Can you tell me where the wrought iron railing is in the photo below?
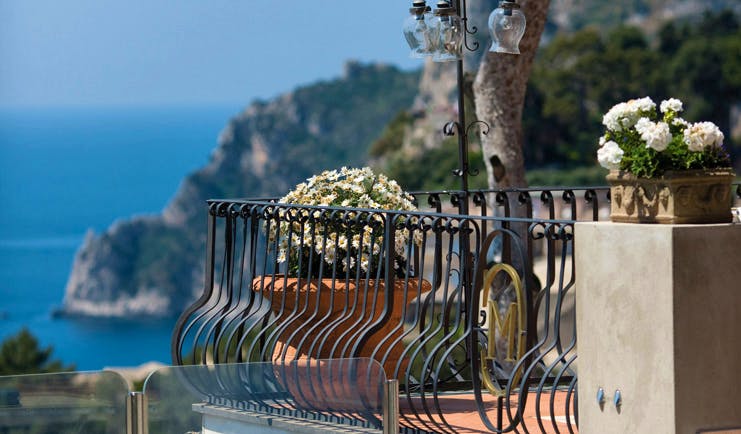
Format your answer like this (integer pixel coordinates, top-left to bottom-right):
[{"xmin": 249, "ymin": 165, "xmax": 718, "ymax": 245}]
[
  {"xmin": 172, "ymin": 184, "xmax": 741, "ymax": 434},
  {"xmin": 1, "ymin": 186, "xmax": 737, "ymax": 434}
]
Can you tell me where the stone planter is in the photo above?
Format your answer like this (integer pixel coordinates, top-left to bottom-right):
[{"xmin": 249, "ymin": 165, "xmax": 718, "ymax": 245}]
[
  {"xmin": 606, "ymin": 169, "xmax": 736, "ymax": 224},
  {"xmin": 252, "ymin": 275, "xmax": 432, "ymax": 376}
]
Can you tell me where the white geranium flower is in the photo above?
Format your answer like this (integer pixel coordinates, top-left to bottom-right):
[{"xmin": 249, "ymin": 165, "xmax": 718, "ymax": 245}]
[
  {"xmin": 602, "ymin": 102, "xmax": 629, "ymax": 131},
  {"xmin": 660, "ymin": 98, "xmax": 683, "ymax": 114},
  {"xmin": 602, "ymin": 97, "xmax": 655, "ymax": 132},
  {"xmin": 683, "ymin": 121, "xmax": 724, "ymax": 152},
  {"xmin": 597, "ymin": 140, "xmax": 624, "ymax": 170},
  {"xmin": 635, "ymin": 118, "xmax": 671, "ymax": 152},
  {"xmin": 672, "ymin": 117, "xmax": 690, "ymax": 129},
  {"xmin": 630, "ymin": 97, "xmax": 656, "ymax": 113},
  {"xmin": 597, "ymin": 96, "xmax": 731, "ymax": 178},
  {"xmin": 634, "ymin": 117, "xmax": 652, "ymax": 135}
]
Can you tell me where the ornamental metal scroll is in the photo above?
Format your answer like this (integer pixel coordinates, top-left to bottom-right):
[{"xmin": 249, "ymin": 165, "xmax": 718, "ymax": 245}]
[{"xmin": 479, "ymin": 262, "xmax": 527, "ymax": 397}]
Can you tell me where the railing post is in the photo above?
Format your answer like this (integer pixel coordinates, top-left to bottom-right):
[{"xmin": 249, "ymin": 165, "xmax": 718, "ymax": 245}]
[
  {"xmin": 126, "ymin": 391, "xmax": 148, "ymax": 434},
  {"xmin": 383, "ymin": 379, "xmax": 399, "ymax": 434}
]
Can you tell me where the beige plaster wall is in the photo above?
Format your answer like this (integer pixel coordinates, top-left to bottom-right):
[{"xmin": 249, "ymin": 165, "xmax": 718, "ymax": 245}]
[
  {"xmin": 576, "ymin": 222, "xmax": 741, "ymax": 434},
  {"xmin": 672, "ymin": 225, "xmax": 741, "ymax": 431}
]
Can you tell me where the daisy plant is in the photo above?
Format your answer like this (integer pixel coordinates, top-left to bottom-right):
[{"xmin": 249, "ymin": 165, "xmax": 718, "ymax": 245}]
[{"xmin": 271, "ymin": 167, "xmax": 421, "ymax": 278}]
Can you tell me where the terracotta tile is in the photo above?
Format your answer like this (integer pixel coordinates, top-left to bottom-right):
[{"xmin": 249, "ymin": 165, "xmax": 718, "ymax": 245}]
[{"xmin": 399, "ymin": 391, "xmax": 576, "ymax": 433}]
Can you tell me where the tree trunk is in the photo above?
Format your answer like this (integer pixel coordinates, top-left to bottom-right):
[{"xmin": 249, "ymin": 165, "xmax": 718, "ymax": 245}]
[
  {"xmin": 473, "ymin": 0, "xmax": 551, "ymax": 190},
  {"xmin": 472, "ymin": 3, "xmax": 551, "ymax": 350}
]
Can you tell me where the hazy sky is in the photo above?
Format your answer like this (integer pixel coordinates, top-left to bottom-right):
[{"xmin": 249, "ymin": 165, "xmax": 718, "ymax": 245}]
[{"xmin": 0, "ymin": 1, "xmax": 419, "ymax": 108}]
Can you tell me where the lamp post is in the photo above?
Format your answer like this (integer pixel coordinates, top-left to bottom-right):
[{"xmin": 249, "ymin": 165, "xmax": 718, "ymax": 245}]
[
  {"xmin": 403, "ymin": 0, "xmax": 526, "ymax": 210},
  {"xmin": 404, "ymin": 0, "xmax": 528, "ymax": 393}
]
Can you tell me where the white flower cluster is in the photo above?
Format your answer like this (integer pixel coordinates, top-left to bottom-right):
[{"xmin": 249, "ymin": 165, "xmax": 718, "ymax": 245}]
[
  {"xmin": 672, "ymin": 117, "xmax": 689, "ymax": 129},
  {"xmin": 601, "ymin": 97, "xmax": 656, "ymax": 132},
  {"xmin": 274, "ymin": 167, "xmax": 421, "ymax": 273},
  {"xmin": 597, "ymin": 96, "xmax": 726, "ymax": 172},
  {"xmin": 634, "ymin": 118, "xmax": 672, "ymax": 152},
  {"xmin": 597, "ymin": 140, "xmax": 624, "ymax": 170},
  {"xmin": 281, "ymin": 166, "xmax": 416, "ymax": 212},
  {"xmin": 683, "ymin": 121, "xmax": 724, "ymax": 152},
  {"xmin": 660, "ymin": 98, "xmax": 683, "ymax": 114}
]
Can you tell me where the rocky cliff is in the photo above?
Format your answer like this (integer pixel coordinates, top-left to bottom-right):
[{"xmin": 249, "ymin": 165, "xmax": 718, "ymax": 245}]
[
  {"xmin": 62, "ymin": 0, "xmax": 739, "ymax": 318},
  {"xmin": 62, "ymin": 62, "xmax": 420, "ymax": 318}
]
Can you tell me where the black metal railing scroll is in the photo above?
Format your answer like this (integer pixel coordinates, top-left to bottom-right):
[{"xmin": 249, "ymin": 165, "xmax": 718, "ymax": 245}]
[{"xmin": 172, "ymin": 183, "xmax": 740, "ymax": 434}]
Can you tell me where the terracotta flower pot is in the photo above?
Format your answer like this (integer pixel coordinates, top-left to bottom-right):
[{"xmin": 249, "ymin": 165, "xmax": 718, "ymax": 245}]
[
  {"xmin": 252, "ymin": 275, "xmax": 432, "ymax": 377},
  {"xmin": 606, "ymin": 169, "xmax": 736, "ymax": 224},
  {"xmin": 272, "ymin": 358, "xmax": 385, "ymax": 412}
]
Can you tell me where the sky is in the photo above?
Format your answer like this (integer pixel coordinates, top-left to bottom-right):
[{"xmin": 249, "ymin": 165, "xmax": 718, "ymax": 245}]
[{"xmin": 0, "ymin": 0, "xmax": 420, "ymax": 108}]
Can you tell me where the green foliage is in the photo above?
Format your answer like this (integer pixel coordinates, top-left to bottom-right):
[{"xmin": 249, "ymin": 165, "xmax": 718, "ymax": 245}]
[
  {"xmin": 368, "ymin": 111, "xmax": 414, "ymax": 158},
  {"xmin": 93, "ymin": 219, "xmax": 201, "ymax": 304},
  {"xmin": 373, "ymin": 11, "xmax": 740, "ymax": 190},
  {"xmin": 369, "ymin": 70, "xmax": 487, "ymax": 192},
  {"xmin": 666, "ymin": 24, "xmax": 741, "ymax": 137},
  {"xmin": 635, "ymin": 133, "xmax": 731, "ymax": 175},
  {"xmin": 605, "ymin": 25, "xmax": 649, "ymax": 50},
  {"xmin": 525, "ymin": 166, "xmax": 609, "ymax": 187},
  {"xmin": 189, "ymin": 62, "xmax": 422, "ymax": 208},
  {"xmin": 131, "ymin": 224, "xmax": 199, "ymax": 298},
  {"xmin": 550, "ymin": 0, "xmax": 738, "ymax": 36},
  {"xmin": 657, "ymin": 21, "xmax": 684, "ymax": 55},
  {"xmin": 529, "ymin": 11, "xmax": 740, "ymax": 172},
  {"xmin": 380, "ymin": 138, "xmax": 488, "ymax": 192},
  {"xmin": 529, "ymin": 25, "xmax": 666, "ymax": 168},
  {"xmin": 566, "ymin": 0, "xmax": 651, "ymax": 31},
  {"xmin": 281, "ymin": 63, "xmax": 421, "ymax": 176},
  {"xmin": 0, "ymin": 328, "xmax": 74, "ymax": 375},
  {"xmin": 695, "ymin": 9, "xmax": 740, "ymax": 38},
  {"xmin": 598, "ymin": 97, "xmax": 731, "ymax": 177}
]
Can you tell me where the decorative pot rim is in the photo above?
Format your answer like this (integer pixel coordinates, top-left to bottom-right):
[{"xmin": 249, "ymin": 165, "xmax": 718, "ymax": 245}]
[
  {"xmin": 606, "ymin": 168, "xmax": 735, "ymax": 224},
  {"xmin": 607, "ymin": 168, "xmax": 736, "ymax": 183}
]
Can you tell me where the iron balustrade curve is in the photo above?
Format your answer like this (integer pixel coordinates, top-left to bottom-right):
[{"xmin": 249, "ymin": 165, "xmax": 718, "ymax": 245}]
[{"xmin": 172, "ymin": 183, "xmax": 741, "ymax": 433}]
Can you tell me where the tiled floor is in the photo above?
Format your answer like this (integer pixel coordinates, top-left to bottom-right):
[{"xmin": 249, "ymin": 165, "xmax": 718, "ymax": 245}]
[{"xmin": 399, "ymin": 390, "xmax": 575, "ymax": 433}]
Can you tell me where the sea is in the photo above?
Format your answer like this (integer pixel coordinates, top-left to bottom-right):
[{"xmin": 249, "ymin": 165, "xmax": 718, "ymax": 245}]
[{"xmin": 0, "ymin": 105, "xmax": 241, "ymax": 371}]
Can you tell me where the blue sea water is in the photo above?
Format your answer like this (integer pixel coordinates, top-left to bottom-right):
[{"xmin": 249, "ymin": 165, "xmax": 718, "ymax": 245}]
[{"xmin": 0, "ymin": 105, "xmax": 241, "ymax": 370}]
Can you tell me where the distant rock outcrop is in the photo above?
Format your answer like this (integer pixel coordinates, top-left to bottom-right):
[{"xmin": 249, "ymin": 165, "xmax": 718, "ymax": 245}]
[
  {"xmin": 62, "ymin": 1, "xmax": 739, "ymax": 318},
  {"xmin": 62, "ymin": 62, "xmax": 420, "ymax": 318}
]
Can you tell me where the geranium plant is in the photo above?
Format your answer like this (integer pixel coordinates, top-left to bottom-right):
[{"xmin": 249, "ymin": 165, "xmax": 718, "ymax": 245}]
[
  {"xmin": 597, "ymin": 97, "xmax": 732, "ymax": 178},
  {"xmin": 271, "ymin": 166, "xmax": 420, "ymax": 278}
]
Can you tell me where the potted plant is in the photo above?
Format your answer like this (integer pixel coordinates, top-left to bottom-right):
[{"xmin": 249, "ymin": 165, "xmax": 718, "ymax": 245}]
[
  {"xmin": 597, "ymin": 97, "xmax": 735, "ymax": 223},
  {"xmin": 255, "ymin": 167, "xmax": 430, "ymax": 371},
  {"xmin": 273, "ymin": 166, "xmax": 421, "ymax": 277}
]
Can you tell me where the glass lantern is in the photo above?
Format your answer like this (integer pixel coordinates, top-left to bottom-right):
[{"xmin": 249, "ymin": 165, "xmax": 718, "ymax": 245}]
[
  {"xmin": 432, "ymin": 1, "xmax": 463, "ymax": 62},
  {"xmin": 403, "ymin": 0, "xmax": 435, "ymax": 58},
  {"xmin": 488, "ymin": 0, "xmax": 526, "ymax": 54}
]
